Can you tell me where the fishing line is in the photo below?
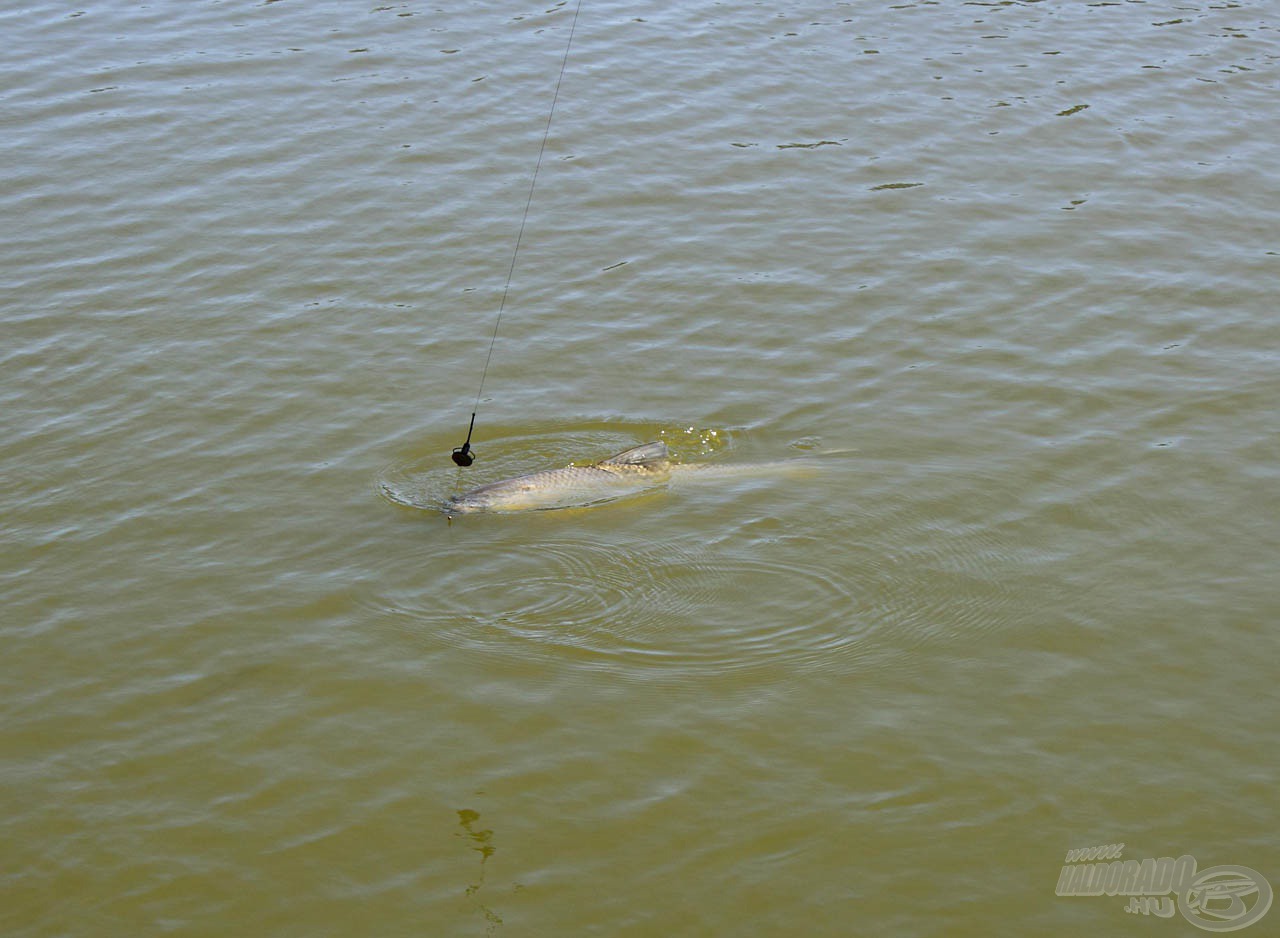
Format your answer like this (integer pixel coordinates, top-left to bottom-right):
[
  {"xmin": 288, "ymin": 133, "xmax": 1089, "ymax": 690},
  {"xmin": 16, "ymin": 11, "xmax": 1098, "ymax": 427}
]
[{"xmin": 453, "ymin": 0, "xmax": 585, "ymax": 467}]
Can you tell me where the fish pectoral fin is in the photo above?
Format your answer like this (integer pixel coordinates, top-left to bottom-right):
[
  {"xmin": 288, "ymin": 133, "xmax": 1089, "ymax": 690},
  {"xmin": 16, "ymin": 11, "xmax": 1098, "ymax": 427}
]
[{"xmin": 597, "ymin": 442, "xmax": 669, "ymax": 468}]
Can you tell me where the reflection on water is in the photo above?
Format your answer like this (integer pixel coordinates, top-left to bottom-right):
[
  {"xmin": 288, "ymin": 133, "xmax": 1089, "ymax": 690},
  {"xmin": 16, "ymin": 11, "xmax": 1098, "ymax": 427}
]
[{"xmin": 457, "ymin": 807, "xmax": 504, "ymax": 934}]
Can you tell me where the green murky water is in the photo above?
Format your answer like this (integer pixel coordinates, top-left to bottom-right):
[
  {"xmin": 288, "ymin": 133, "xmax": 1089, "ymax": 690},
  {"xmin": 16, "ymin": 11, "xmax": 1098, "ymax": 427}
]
[{"xmin": 3, "ymin": 2, "xmax": 1277, "ymax": 935}]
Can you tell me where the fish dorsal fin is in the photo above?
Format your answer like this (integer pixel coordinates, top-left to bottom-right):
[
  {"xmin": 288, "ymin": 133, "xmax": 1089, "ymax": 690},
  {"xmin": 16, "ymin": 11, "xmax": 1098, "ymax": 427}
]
[{"xmin": 598, "ymin": 442, "xmax": 669, "ymax": 467}]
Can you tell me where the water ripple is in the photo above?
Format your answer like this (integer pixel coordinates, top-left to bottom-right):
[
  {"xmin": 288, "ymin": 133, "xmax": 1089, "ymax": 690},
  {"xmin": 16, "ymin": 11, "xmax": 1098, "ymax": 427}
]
[{"xmin": 367, "ymin": 533, "xmax": 878, "ymax": 681}]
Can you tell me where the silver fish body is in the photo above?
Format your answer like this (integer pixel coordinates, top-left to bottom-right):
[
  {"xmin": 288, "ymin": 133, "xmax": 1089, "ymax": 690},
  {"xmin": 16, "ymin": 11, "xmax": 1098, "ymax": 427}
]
[
  {"xmin": 443, "ymin": 441, "xmax": 821, "ymax": 515},
  {"xmin": 444, "ymin": 442, "xmax": 673, "ymax": 514}
]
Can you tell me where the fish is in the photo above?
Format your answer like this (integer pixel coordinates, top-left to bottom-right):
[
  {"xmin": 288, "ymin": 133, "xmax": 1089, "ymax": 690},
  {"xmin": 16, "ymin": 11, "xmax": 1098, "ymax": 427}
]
[{"xmin": 443, "ymin": 441, "xmax": 819, "ymax": 515}]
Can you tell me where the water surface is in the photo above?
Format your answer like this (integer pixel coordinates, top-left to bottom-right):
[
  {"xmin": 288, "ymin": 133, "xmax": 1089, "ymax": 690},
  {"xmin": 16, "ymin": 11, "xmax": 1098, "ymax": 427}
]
[{"xmin": 3, "ymin": 1, "xmax": 1278, "ymax": 935}]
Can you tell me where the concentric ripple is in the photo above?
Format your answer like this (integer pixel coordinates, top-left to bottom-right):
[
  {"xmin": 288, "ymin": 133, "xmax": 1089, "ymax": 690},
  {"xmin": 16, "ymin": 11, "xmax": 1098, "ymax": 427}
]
[{"xmin": 369, "ymin": 533, "xmax": 880, "ymax": 679}]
